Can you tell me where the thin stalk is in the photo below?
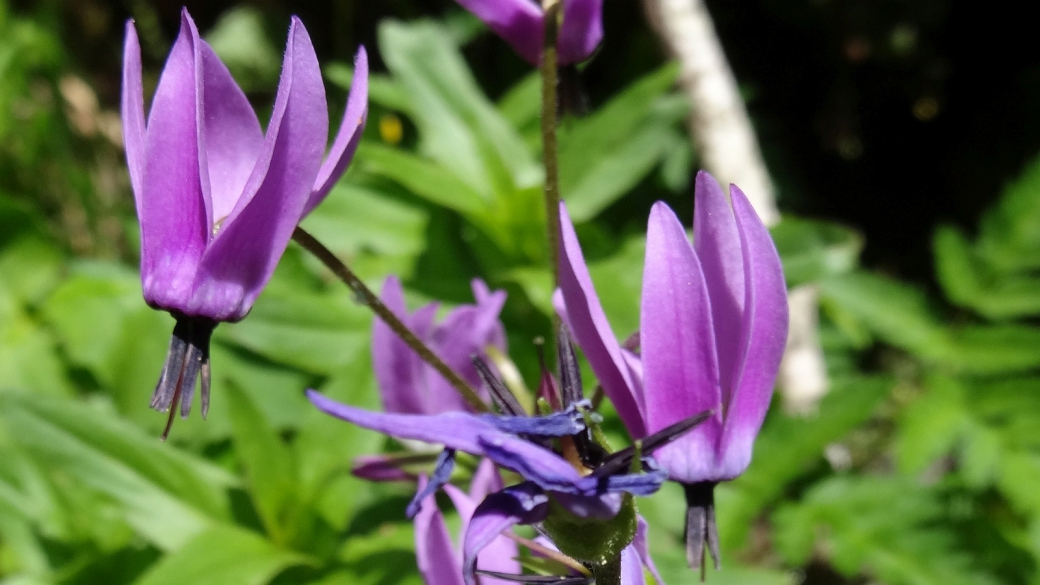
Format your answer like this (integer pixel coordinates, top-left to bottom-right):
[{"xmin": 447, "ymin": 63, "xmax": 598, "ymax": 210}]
[
  {"xmin": 541, "ymin": 0, "xmax": 563, "ymax": 287},
  {"xmin": 292, "ymin": 227, "xmax": 488, "ymax": 412}
]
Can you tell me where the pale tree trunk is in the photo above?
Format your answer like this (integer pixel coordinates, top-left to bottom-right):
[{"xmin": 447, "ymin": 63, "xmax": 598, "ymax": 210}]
[{"xmin": 642, "ymin": 0, "xmax": 829, "ymax": 413}]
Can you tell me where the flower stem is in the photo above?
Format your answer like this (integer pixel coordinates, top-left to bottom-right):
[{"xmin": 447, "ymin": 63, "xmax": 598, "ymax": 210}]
[
  {"xmin": 541, "ymin": 0, "xmax": 562, "ymax": 288},
  {"xmin": 592, "ymin": 556, "xmax": 622, "ymax": 585},
  {"xmin": 292, "ymin": 227, "xmax": 488, "ymax": 412}
]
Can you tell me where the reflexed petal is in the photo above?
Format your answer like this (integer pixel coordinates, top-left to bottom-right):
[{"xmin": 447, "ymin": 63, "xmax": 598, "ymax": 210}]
[
  {"xmin": 121, "ymin": 21, "xmax": 146, "ymax": 202},
  {"xmin": 138, "ymin": 11, "xmax": 208, "ymax": 310},
  {"xmin": 446, "ymin": 466, "xmax": 521, "ymax": 585},
  {"xmin": 477, "ymin": 433, "xmax": 588, "ymax": 495},
  {"xmin": 190, "ymin": 17, "xmax": 329, "ymax": 321},
  {"xmin": 307, "ymin": 46, "xmax": 369, "ymax": 213},
  {"xmin": 557, "ymin": 202, "xmax": 646, "ymax": 438},
  {"xmin": 641, "ymin": 202, "xmax": 723, "ymax": 483},
  {"xmin": 558, "ymin": 0, "xmax": 603, "ymax": 65},
  {"xmin": 415, "ymin": 477, "xmax": 466, "ymax": 585},
  {"xmin": 463, "ymin": 483, "xmax": 550, "ymax": 585},
  {"xmin": 372, "ymin": 276, "xmax": 434, "ymax": 414},
  {"xmin": 692, "ymin": 172, "xmax": 745, "ymax": 404},
  {"xmin": 198, "ymin": 41, "xmax": 263, "ymax": 224},
  {"xmin": 455, "ymin": 0, "xmax": 544, "ymax": 64},
  {"xmin": 351, "ymin": 453, "xmax": 421, "ymax": 482},
  {"xmin": 718, "ymin": 186, "xmax": 788, "ymax": 478},
  {"xmin": 486, "ymin": 409, "xmax": 584, "ymax": 437}
]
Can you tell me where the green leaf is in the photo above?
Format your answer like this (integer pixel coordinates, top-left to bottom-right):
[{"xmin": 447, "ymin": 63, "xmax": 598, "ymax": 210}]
[
  {"xmin": 225, "ymin": 382, "xmax": 297, "ymax": 546},
  {"xmin": 714, "ymin": 376, "xmax": 891, "ymax": 550},
  {"xmin": 353, "ymin": 144, "xmax": 487, "ymax": 215},
  {"xmin": 977, "ymin": 154, "xmax": 1040, "ymax": 273},
  {"xmin": 772, "ymin": 217, "xmax": 863, "ymax": 287},
  {"xmin": 132, "ymin": 525, "xmax": 310, "ymax": 585},
  {"xmin": 557, "ymin": 63, "xmax": 684, "ymax": 221},
  {"xmin": 378, "ymin": 19, "xmax": 539, "ymax": 196},
  {"xmin": 0, "ymin": 394, "xmax": 234, "ymax": 551},
  {"xmin": 935, "ymin": 225, "xmax": 1040, "ymax": 319}
]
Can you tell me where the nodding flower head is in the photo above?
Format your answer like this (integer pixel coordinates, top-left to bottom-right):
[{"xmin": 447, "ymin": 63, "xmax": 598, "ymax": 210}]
[
  {"xmin": 122, "ymin": 9, "xmax": 368, "ymax": 433},
  {"xmin": 556, "ymin": 171, "xmax": 788, "ymax": 569},
  {"xmin": 453, "ymin": 0, "xmax": 603, "ymax": 65}
]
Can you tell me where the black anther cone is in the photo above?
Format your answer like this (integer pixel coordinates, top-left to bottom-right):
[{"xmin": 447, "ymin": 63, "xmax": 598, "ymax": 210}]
[
  {"xmin": 152, "ymin": 315, "xmax": 216, "ymax": 439},
  {"xmin": 684, "ymin": 481, "xmax": 721, "ymax": 574}
]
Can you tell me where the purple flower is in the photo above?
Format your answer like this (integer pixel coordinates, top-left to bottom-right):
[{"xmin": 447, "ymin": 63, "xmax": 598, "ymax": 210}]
[
  {"xmin": 373, "ymin": 277, "xmax": 507, "ymax": 416},
  {"xmin": 556, "ymin": 171, "xmax": 788, "ymax": 568},
  {"xmin": 122, "ymin": 10, "xmax": 368, "ymax": 425},
  {"xmin": 414, "ymin": 460, "xmax": 519, "ymax": 585},
  {"xmin": 454, "ymin": 0, "xmax": 603, "ymax": 65}
]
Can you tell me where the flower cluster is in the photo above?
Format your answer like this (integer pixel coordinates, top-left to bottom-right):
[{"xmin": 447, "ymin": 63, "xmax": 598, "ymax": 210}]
[{"xmin": 123, "ymin": 4, "xmax": 788, "ymax": 583}]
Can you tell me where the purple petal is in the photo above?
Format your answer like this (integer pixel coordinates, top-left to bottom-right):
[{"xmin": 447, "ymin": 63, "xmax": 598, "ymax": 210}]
[
  {"xmin": 485, "ymin": 409, "xmax": 584, "ymax": 437},
  {"xmin": 121, "ymin": 20, "xmax": 146, "ymax": 203},
  {"xmin": 351, "ymin": 454, "xmax": 415, "ymax": 482},
  {"xmin": 198, "ymin": 41, "xmax": 263, "ymax": 224},
  {"xmin": 307, "ymin": 46, "xmax": 369, "ymax": 213},
  {"xmin": 632, "ymin": 516, "xmax": 664, "ymax": 585},
  {"xmin": 372, "ymin": 276, "xmax": 435, "ymax": 414},
  {"xmin": 308, "ymin": 390, "xmax": 493, "ymax": 454},
  {"xmin": 189, "ymin": 17, "xmax": 329, "ymax": 321},
  {"xmin": 446, "ymin": 468, "xmax": 521, "ymax": 584},
  {"xmin": 693, "ymin": 172, "xmax": 745, "ymax": 408},
  {"xmin": 557, "ymin": 202, "xmax": 646, "ymax": 438},
  {"xmin": 455, "ymin": 0, "xmax": 544, "ymax": 65},
  {"xmin": 641, "ymin": 202, "xmax": 723, "ymax": 484},
  {"xmin": 138, "ymin": 11, "xmax": 208, "ymax": 311},
  {"xmin": 718, "ymin": 186, "xmax": 788, "ymax": 479},
  {"xmin": 407, "ymin": 448, "xmax": 457, "ymax": 519},
  {"xmin": 558, "ymin": 0, "xmax": 604, "ymax": 65},
  {"xmin": 414, "ymin": 476, "xmax": 466, "ymax": 585},
  {"xmin": 463, "ymin": 483, "xmax": 549, "ymax": 585},
  {"xmin": 477, "ymin": 433, "xmax": 589, "ymax": 495}
]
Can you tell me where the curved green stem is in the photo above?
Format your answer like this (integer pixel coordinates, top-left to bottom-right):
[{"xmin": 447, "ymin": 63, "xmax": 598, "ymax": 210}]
[{"xmin": 292, "ymin": 227, "xmax": 488, "ymax": 412}]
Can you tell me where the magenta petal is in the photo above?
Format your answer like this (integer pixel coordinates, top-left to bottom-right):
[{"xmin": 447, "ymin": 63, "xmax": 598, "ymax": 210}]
[
  {"xmin": 427, "ymin": 286, "xmax": 507, "ymax": 410},
  {"xmin": 307, "ymin": 46, "xmax": 369, "ymax": 213},
  {"xmin": 693, "ymin": 171, "xmax": 746, "ymax": 407},
  {"xmin": 462, "ymin": 484, "xmax": 549, "ymax": 585},
  {"xmin": 189, "ymin": 17, "xmax": 328, "ymax": 321},
  {"xmin": 641, "ymin": 202, "xmax": 723, "ymax": 484},
  {"xmin": 558, "ymin": 0, "xmax": 604, "ymax": 64},
  {"xmin": 455, "ymin": 0, "xmax": 544, "ymax": 65},
  {"xmin": 351, "ymin": 454, "xmax": 414, "ymax": 482},
  {"xmin": 198, "ymin": 41, "xmax": 263, "ymax": 224},
  {"xmin": 372, "ymin": 276, "xmax": 433, "ymax": 414},
  {"xmin": 718, "ymin": 186, "xmax": 788, "ymax": 478},
  {"xmin": 445, "ymin": 468, "xmax": 520, "ymax": 584},
  {"xmin": 632, "ymin": 516, "xmax": 664, "ymax": 585},
  {"xmin": 121, "ymin": 21, "xmax": 146, "ymax": 203},
  {"xmin": 138, "ymin": 11, "xmax": 208, "ymax": 311},
  {"xmin": 557, "ymin": 202, "xmax": 647, "ymax": 438},
  {"xmin": 414, "ymin": 477, "xmax": 466, "ymax": 585}
]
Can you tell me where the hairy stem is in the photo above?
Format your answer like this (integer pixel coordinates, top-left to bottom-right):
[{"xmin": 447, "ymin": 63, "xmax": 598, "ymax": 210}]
[
  {"xmin": 292, "ymin": 227, "xmax": 487, "ymax": 412},
  {"xmin": 541, "ymin": 0, "xmax": 562, "ymax": 288},
  {"xmin": 592, "ymin": 556, "xmax": 623, "ymax": 585}
]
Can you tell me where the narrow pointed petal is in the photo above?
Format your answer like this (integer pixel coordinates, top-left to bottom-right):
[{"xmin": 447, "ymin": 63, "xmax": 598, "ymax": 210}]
[
  {"xmin": 351, "ymin": 453, "xmax": 429, "ymax": 482},
  {"xmin": 463, "ymin": 483, "xmax": 550, "ymax": 585},
  {"xmin": 455, "ymin": 0, "xmax": 544, "ymax": 64},
  {"xmin": 407, "ymin": 449, "xmax": 457, "ymax": 518},
  {"xmin": 414, "ymin": 477, "xmax": 466, "ymax": 585},
  {"xmin": 718, "ymin": 186, "xmax": 788, "ymax": 478},
  {"xmin": 307, "ymin": 46, "xmax": 369, "ymax": 213},
  {"xmin": 198, "ymin": 41, "xmax": 263, "ymax": 223},
  {"xmin": 121, "ymin": 21, "xmax": 146, "ymax": 202},
  {"xmin": 372, "ymin": 276, "xmax": 436, "ymax": 414},
  {"xmin": 557, "ymin": 202, "xmax": 646, "ymax": 438},
  {"xmin": 469, "ymin": 458, "xmax": 504, "ymax": 504},
  {"xmin": 641, "ymin": 202, "xmax": 723, "ymax": 483},
  {"xmin": 693, "ymin": 172, "xmax": 746, "ymax": 404},
  {"xmin": 190, "ymin": 17, "xmax": 329, "ymax": 321},
  {"xmin": 138, "ymin": 11, "xmax": 208, "ymax": 310},
  {"xmin": 558, "ymin": 0, "xmax": 603, "ymax": 65}
]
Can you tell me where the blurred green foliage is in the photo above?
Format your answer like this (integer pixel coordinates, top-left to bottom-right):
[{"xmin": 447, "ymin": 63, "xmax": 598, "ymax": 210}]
[{"xmin": 4, "ymin": 2, "xmax": 1040, "ymax": 585}]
